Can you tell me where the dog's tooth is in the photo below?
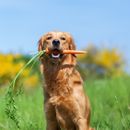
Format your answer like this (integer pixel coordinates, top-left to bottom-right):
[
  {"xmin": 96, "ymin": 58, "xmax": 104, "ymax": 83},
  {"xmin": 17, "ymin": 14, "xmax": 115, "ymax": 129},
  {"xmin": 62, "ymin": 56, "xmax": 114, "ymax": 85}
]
[{"xmin": 52, "ymin": 54, "xmax": 60, "ymax": 58}]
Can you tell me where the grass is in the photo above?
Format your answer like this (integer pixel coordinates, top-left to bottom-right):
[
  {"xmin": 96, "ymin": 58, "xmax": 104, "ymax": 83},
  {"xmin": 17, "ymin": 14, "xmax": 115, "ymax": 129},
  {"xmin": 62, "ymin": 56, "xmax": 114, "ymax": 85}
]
[
  {"xmin": 86, "ymin": 77, "xmax": 130, "ymax": 130},
  {"xmin": 0, "ymin": 77, "xmax": 130, "ymax": 130}
]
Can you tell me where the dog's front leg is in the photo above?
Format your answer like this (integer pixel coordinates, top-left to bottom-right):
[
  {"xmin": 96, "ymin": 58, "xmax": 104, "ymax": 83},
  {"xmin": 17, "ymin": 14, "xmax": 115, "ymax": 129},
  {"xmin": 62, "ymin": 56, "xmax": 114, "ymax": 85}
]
[
  {"xmin": 44, "ymin": 99, "xmax": 61, "ymax": 130},
  {"xmin": 75, "ymin": 118, "xmax": 88, "ymax": 130}
]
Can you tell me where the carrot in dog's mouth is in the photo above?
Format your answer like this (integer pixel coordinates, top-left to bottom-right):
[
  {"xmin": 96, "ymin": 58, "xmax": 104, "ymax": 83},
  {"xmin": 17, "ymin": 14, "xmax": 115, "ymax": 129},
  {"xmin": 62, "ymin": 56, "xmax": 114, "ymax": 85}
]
[{"xmin": 46, "ymin": 48, "xmax": 87, "ymax": 55}]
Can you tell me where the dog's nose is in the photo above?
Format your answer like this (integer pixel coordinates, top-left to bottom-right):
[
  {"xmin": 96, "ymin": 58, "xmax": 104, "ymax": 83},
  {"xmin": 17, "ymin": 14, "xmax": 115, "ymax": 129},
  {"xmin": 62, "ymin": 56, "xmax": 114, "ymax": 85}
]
[{"xmin": 52, "ymin": 39, "xmax": 60, "ymax": 47}]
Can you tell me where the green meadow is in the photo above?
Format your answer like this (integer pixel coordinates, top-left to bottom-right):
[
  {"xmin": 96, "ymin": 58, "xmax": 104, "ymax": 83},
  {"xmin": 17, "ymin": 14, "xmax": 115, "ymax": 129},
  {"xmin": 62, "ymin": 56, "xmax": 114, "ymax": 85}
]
[{"xmin": 0, "ymin": 77, "xmax": 130, "ymax": 130}]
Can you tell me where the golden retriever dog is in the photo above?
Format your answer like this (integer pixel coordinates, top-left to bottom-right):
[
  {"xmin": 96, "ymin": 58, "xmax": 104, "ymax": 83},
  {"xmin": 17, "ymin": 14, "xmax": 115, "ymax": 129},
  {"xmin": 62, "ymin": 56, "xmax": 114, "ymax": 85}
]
[{"xmin": 38, "ymin": 32, "xmax": 93, "ymax": 130}]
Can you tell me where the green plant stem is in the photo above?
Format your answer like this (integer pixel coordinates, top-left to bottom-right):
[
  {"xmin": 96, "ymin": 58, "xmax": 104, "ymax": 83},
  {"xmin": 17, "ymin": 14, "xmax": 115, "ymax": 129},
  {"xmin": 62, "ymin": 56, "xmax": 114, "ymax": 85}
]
[{"xmin": 10, "ymin": 50, "xmax": 45, "ymax": 90}]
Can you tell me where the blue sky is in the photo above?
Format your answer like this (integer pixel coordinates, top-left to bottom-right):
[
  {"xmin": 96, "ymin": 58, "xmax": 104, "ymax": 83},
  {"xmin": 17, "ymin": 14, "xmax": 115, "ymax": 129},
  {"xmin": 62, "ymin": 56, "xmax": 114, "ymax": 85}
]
[{"xmin": 0, "ymin": 0, "xmax": 130, "ymax": 68}]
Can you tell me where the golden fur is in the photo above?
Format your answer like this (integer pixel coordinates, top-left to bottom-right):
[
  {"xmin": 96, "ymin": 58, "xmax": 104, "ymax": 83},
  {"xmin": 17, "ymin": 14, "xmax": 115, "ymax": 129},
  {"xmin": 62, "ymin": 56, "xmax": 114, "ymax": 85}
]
[{"xmin": 38, "ymin": 32, "xmax": 93, "ymax": 130}]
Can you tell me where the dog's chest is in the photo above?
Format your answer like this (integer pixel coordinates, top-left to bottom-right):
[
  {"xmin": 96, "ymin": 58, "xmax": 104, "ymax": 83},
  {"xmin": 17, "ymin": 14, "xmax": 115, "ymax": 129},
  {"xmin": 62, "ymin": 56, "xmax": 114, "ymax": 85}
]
[{"xmin": 44, "ymin": 68, "xmax": 73, "ymax": 96}]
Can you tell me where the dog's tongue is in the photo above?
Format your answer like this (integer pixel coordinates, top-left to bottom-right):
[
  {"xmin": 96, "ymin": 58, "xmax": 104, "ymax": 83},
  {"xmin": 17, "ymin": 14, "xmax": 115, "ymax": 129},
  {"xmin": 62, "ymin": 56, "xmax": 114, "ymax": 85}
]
[
  {"xmin": 51, "ymin": 49, "xmax": 60, "ymax": 58},
  {"xmin": 52, "ymin": 49, "xmax": 60, "ymax": 56}
]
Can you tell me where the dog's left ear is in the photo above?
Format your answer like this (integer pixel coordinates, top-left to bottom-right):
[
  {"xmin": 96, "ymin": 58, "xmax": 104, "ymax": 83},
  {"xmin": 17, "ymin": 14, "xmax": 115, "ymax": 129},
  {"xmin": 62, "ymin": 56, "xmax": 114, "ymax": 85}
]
[
  {"xmin": 66, "ymin": 33, "xmax": 77, "ymax": 65},
  {"xmin": 64, "ymin": 32, "xmax": 76, "ymax": 50},
  {"xmin": 69, "ymin": 37, "xmax": 76, "ymax": 50}
]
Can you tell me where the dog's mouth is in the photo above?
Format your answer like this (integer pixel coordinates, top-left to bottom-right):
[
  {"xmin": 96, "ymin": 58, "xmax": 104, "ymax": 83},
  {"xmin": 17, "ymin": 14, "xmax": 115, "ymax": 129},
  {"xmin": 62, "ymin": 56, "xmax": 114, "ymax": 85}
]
[
  {"xmin": 51, "ymin": 49, "xmax": 60, "ymax": 59},
  {"xmin": 49, "ymin": 49, "xmax": 63, "ymax": 59}
]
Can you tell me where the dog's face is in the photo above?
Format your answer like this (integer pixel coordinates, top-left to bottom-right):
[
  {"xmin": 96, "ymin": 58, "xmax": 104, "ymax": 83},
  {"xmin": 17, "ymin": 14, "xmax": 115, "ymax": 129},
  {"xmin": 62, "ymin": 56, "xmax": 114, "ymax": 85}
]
[{"xmin": 38, "ymin": 32, "xmax": 76, "ymax": 63}]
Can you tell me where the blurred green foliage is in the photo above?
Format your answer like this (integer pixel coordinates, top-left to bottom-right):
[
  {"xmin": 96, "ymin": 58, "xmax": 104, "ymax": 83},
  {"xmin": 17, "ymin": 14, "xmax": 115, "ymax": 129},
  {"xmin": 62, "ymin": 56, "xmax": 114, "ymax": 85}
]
[{"xmin": 77, "ymin": 44, "xmax": 125, "ymax": 79}]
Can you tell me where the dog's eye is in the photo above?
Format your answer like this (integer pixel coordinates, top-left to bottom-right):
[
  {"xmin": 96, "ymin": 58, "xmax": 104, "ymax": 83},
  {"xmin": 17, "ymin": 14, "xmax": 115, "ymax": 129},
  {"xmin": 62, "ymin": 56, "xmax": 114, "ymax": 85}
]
[
  {"xmin": 46, "ymin": 36, "xmax": 52, "ymax": 40},
  {"xmin": 60, "ymin": 37, "xmax": 66, "ymax": 40}
]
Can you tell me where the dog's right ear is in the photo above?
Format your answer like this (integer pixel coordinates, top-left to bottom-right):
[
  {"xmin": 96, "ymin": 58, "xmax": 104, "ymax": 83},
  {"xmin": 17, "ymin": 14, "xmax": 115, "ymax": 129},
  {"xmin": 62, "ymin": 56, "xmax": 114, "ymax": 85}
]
[
  {"xmin": 38, "ymin": 36, "xmax": 44, "ymax": 72},
  {"xmin": 38, "ymin": 36, "xmax": 45, "ymax": 63},
  {"xmin": 38, "ymin": 37, "xmax": 43, "ymax": 51}
]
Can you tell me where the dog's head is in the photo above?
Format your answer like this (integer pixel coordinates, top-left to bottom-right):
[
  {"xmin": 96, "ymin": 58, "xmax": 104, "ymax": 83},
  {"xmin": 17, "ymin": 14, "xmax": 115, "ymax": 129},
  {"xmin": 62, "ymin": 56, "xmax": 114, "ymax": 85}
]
[{"xmin": 38, "ymin": 32, "xmax": 76, "ymax": 65}]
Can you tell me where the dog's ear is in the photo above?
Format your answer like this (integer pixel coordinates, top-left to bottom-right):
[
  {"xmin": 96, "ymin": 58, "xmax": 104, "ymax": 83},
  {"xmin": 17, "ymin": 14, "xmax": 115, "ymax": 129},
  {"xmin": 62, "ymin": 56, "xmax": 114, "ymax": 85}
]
[
  {"xmin": 65, "ymin": 32, "xmax": 76, "ymax": 50},
  {"xmin": 65, "ymin": 33, "xmax": 77, "ymax": 65},
  {"xmin": 69, "ymin": 37, "xmax": 76, "ymax": 50},
  {"xmin": 38, "ymin": 36, "xmax": 45, "ymax": 63},
  {"xmin": 38, "ymin": 37, "xmax": 43, "ymax": 51}
]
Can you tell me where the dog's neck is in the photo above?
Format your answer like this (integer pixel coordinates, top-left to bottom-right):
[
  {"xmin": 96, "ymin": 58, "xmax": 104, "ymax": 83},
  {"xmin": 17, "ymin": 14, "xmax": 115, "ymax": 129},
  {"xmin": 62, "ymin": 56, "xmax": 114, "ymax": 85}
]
[
  {"xmin": 42, "ymin": 54, "xmax": 76, "ymax": 75},
  {"xmin": 43, "ymin": 60, "xmax": 75, "ymax": 81},
  {"xmin": 41, "ymin": 54, "xmax": 76, "ymax": 96}
]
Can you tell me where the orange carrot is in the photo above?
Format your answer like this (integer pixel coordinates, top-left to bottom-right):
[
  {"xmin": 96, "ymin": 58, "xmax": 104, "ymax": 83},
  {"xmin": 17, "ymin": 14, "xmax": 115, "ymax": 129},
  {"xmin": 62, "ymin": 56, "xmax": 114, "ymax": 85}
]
[
  {"xmin": 62, "ymin": 50, "xmax": 86, "ymax": 54},
  {"xmin": 45, "ymin": 48, "xmax": 86, "ymax": 54}
]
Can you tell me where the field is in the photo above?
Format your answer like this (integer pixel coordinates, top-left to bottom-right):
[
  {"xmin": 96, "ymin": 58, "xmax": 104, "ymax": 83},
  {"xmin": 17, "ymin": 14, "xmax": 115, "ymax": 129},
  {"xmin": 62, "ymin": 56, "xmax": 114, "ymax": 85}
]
[{"xmin": 0, "ymin": 77, "xmax": 130, "ymax": 130}]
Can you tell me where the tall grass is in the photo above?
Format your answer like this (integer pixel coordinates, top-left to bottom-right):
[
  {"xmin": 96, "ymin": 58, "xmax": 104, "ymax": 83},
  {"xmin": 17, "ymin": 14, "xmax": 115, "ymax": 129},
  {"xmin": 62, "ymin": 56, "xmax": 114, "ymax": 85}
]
[
  {"xmin": 4, "ymin": 51, "xmax": 45, "ymax": 129},
  {"xmin": 86, "ymin": 77, "xmax": 130, "ymax": 130},
  {"xmin": 0, "ymin": 77, "xmax": 130, "ymax": 130}
]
